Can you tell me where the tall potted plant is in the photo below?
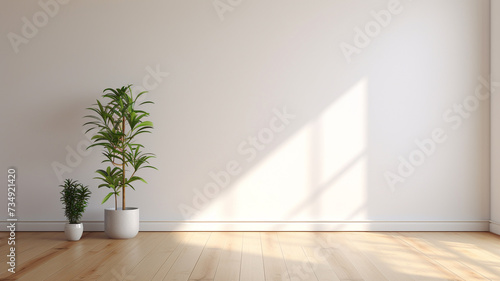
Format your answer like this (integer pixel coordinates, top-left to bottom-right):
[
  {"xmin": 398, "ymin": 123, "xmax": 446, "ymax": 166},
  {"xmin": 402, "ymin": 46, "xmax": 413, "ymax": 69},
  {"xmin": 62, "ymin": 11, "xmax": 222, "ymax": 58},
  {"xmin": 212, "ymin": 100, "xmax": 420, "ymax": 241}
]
[
  {"xmin": 60, "ymin": 179, "xmax": 91, "ymax": 241},
  {"xmin": 84, "ymin": 85, "xmax": 156, "ymax": 239}
]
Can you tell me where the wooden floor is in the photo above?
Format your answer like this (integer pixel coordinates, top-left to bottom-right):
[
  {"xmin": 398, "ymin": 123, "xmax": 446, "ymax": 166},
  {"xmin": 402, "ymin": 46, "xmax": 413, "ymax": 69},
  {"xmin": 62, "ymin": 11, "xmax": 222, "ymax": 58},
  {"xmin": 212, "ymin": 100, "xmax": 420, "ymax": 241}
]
[{"xmin": 1, "ymin": 232, "xmax": 500, "ymax": 280}]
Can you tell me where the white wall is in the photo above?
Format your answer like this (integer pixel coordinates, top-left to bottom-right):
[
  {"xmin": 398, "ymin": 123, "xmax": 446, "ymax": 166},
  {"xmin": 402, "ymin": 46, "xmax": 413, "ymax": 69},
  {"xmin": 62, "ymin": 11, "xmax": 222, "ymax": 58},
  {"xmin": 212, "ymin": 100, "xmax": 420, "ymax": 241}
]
[
  {"xmin": 491, "ymin": 0, "xmax": 500, "ymax": 235},
  {"xmin": 0, "ymin": 0, "xmax": 491, "ymax": 231}
]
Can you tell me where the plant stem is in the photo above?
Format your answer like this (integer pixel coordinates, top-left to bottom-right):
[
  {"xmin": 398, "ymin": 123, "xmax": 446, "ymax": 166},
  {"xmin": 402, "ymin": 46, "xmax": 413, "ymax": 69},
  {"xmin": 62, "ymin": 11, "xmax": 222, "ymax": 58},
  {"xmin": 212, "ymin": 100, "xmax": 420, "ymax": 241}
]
[{"xmin": 122, "ymin": 115, "xmax": 126, "ymax": 210}]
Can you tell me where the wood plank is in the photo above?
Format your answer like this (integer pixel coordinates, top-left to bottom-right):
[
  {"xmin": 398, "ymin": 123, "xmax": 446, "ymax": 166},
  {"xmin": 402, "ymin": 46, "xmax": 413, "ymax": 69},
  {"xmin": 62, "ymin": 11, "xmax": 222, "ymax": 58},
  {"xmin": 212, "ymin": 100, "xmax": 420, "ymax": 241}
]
[
  {"xmin": 150, "ymin": 232, "xmax": 195, "ymax": 281},
  {"xmin": 0, "ymin": 232, "xmax": 38, "ymax": 254},
  {"xmin": 213, "ymin": 232, "xmax": 243, "ymax": 281},
  {"xmin": 277, "ymin": 232, "xmax": 318, "ymax": 281},
  {"xmin": 125, "ymin": 232, "xmax": 185, "ymax": 281},
  {"xmin": 462, "ymin": 232, "xmax": 500, "ymax": 280},
  {"xmin": 96, "ymin": 232, "xmax": 168, "ymax": 281},
  {"xmin": 298, "ymin": 232, "xmax": 341, "ymax": 281},
  {"xmin": 396, "ymin": 232, "xmax": 485, "ymax": 281},
  {"xmin": 261, "ymin": 232, "xmax": 290, "ymax": 281},
  {"xmin": 343, "ymin": 232, "xmax": 416, "ymax": 281},
  {"xmin": 16, "ymin": 232, "xmax": 107, "ymax": 280},
  {"xmin": 160, "ymin": 232, "xmax": 211, "ymax": 281},
  {"xmin": 69, "ymin": 232, "xmax": 158, "ymax": 280},
  {"xmin": 1, "ymin": 231, "xmax": 500, "ymax": 281},
  {"xmin": 0, "ymin": 232, "xmax": 87, "ymax": 280},
  {"xmin": 457, "ymin": 232, "xmax": 500, "ymax": 261},
  {"xmin": 307, "ymin": 232, "xmax": 362, "ymax": 281},
  {"xmin": 240, "ymin": 232, "xmax": 265, "ymax": 281},
  {"xmin": 188, "ymin": 232, "xmax": 226, "ymax": 281},
  {"xmin": 425, "ymin": 232, "xmax": 500, "ymax": 280},
  {"xmin": 0, "ymin": 232, "xmax": 46, "ymax": 276},
  {"xmin": 42, "ymin": 232, "xmax": 123, "ymax": 280},
  {"xmin": 321, "ymin": 232, "xmax": 386, "ymax": 281},
  {"xmin": 348, "ymin": 232, "xmax": 462, "ymax": 281}
]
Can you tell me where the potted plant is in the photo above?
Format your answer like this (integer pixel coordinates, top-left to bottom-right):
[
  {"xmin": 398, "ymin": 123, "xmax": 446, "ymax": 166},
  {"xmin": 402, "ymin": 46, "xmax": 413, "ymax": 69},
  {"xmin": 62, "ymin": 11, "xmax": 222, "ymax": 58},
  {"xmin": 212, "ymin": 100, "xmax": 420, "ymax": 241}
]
[
  {"xmin": 84, "ymin": 85, "xmax": 156, "ymax": 239},
  {"xmin": 60, "ymin": 179, "xmax": 91, "ymax": 241}
]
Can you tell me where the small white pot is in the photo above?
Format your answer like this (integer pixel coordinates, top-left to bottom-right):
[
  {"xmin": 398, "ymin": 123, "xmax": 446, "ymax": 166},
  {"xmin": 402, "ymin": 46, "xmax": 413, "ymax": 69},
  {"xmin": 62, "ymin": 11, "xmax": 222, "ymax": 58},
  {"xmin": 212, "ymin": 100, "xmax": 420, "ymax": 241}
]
[
  {"xmin": 104, "ymin": 207, "xmax": 139, "ymax": 239},
  {"xmin": 64, "ymin": 223, "xmax": 83, "ymax": 241}
]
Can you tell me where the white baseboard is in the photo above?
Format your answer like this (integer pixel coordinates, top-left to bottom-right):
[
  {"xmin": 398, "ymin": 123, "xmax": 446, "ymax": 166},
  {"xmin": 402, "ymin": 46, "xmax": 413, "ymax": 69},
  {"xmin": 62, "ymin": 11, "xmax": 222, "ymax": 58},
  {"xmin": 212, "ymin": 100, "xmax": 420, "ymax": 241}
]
[
  {"xmin": 490, "ymin": 221, "xmax": 500, "ymax": 235},
  {"xmin": 0, "ymin": 220, "xmax": 490, "ymax": 232}
]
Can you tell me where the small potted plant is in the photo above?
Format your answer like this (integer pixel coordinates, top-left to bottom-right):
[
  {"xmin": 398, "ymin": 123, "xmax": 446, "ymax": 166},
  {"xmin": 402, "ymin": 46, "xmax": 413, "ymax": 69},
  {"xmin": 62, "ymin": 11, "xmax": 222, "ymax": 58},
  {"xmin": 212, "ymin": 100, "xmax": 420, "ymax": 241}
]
[
  {"xmin": 60, "ymin": 179, "xmax": 91, "ymax": 241},
  {"xmin": 84, "ymin": 85, "xmax": 156, "ymax": 239}
]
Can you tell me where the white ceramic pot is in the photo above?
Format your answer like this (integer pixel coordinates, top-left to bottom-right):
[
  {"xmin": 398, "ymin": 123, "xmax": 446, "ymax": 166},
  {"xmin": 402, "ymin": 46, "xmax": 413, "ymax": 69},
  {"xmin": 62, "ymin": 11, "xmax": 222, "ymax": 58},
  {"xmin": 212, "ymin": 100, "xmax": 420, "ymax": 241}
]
[
  {"xmin": 104, "ymin": 207, "xmax": 139, "ymax": 239},
  {"xmin": 65, "ymin": 223, "xmax": 83, "ymax": 241}
]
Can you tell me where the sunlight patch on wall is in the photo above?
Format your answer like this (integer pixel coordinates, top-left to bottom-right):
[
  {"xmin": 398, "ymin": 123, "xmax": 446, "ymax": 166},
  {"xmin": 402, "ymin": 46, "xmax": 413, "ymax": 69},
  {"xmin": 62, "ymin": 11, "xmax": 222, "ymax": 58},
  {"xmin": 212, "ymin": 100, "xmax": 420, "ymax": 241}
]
[
  {"xmin": 198, "ymin": 79, "xmax": 368, "ymax": 221},
  {"xmin": 312, "ymin": 78, "xmax": 368, "ymax": 220}
]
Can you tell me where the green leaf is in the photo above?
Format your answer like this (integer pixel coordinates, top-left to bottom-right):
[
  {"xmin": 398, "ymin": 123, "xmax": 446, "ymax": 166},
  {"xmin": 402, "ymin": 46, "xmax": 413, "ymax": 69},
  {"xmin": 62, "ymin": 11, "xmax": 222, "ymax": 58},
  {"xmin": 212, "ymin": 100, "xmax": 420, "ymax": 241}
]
[
  {"xmin": 143, "ymin": 165, "xmax": 158, "ymax": 170},
  {"xmin": 127, "ymin": 176, "xmax": 147, "ymax": 184},
  {"xmin": 134, "ymin": 91, "xmax": 149, "ymax": 103},
  {"xmin": 137, "ymin": 121, "xmax": 153, "ymax": 128},
  {"xmin": 102, "ymin": 192, "xmax": 113, "ymax": 204}
]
